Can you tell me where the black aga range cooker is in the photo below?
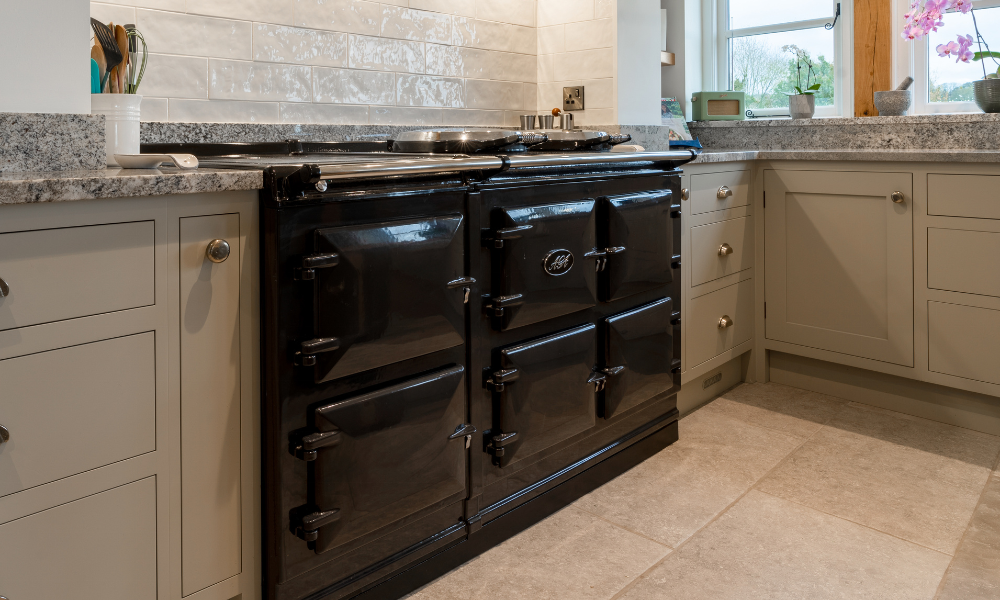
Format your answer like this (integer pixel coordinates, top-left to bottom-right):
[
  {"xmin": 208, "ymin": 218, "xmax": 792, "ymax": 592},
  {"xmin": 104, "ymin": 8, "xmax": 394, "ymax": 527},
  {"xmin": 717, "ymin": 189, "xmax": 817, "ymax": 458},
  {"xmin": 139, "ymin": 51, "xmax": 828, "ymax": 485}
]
[{"xmin": 147, "ymin": 131, "xmax": 696, "ymax": 600}]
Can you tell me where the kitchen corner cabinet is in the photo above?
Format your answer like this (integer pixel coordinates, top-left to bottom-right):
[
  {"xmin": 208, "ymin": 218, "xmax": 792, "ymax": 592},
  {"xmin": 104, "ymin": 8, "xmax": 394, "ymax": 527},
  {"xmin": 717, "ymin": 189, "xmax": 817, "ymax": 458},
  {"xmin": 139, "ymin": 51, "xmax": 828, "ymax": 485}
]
[
  {"xmin": 0, "ymin": 192, "xmax": 259, "ymax": 600},
  {"xmin": 763, "ymin": 169, "xmax": 914, "ymax": 367}
]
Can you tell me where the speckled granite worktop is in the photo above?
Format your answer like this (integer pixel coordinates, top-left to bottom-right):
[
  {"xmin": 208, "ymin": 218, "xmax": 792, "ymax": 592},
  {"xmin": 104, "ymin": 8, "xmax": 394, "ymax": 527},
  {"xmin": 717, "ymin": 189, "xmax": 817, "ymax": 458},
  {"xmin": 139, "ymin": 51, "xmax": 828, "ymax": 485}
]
[
  {"xmin": 0, "ymin": 168, "xmax": 263, "ymax": 205},
  {"xmin": 691, "ymin": 148, "xmax": 1000, "ymax": 164}
]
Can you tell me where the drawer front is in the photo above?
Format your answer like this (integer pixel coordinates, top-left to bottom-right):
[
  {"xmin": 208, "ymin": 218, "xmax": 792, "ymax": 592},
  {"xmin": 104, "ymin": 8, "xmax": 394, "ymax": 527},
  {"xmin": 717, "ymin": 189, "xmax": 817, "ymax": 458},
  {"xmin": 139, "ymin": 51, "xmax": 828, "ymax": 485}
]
[
  {"xmin": 0, "ymin": 333, "xmax": 156, "ymax": 497},
  {"xmin": 690, "ymin": 170, "xmax": 750, "ymax": 215},
  {"xmin": 928, "ymin": 228, "xmax": 1000, "ymax": 297},
  {"xmin": 929, "ymin": 301, "xmax": 1000, "ymax": 385},
  {"xmin": 928, "ymin": 174, "xmax": 1000, "ymax": 219},
  {"xmin": 688, "ymin": 279, "xmax": 753, "ymax": 367},
  {"xmin": 0, "ymin": 477, "xmax": 157, "ymax": 600},
  {"xmin": 690, "ymin": 216, "xmax": 753, "ymax": 287},
  {"xmin": 0, "ymin": 221, "xmax": 155, "ymax": 331}
]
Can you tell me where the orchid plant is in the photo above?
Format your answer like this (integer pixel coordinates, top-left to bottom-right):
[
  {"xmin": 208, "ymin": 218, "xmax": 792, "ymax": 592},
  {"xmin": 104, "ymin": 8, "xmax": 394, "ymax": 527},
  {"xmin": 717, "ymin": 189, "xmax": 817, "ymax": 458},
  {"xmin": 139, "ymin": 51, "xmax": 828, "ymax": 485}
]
[
  {"xmin": 782, "ymin": 45, "xmax": 822, "ymax": 95},
  {"xmin": 902, "ymin": 0, "xmax": 1000, "ymax": 78}
]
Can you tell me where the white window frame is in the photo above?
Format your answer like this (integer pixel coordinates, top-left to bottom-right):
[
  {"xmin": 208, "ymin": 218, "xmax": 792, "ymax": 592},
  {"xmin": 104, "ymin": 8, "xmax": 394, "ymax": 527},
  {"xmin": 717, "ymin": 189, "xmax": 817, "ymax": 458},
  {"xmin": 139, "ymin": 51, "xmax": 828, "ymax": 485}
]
[
  {"xmin": 895, "ymin": 0, "xmax": 1000, "ymax": 114},
  {"xmin": 711, "ymin": 0, "xmax": 854, "ymax": 118}
]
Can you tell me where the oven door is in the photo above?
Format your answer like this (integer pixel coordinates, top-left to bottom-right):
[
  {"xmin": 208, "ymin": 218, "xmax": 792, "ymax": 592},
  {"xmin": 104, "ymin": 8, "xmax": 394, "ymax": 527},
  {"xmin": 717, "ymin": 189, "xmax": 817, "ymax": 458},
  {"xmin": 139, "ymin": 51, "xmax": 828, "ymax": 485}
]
[
  {"xmin": 307, "ymin": 365, "xmax": 469, "ymax": 554},
  {"xmin": 303, "ymin": 215, "xmax": 468, "ymax": 383},
  {"xmin": 487, "ymin": 324, "xmax": 597, "ymax": 468},
  {"xmin": 601, "ymin": 298, "xmax": 675, "ymax": 419},
  {"xmin": 601, "ymin": 191, "xmax": 674, "ymax": 302},
  {"xmin": 487, "ymin": 201, "xmax": 597, "ymax": 331}
]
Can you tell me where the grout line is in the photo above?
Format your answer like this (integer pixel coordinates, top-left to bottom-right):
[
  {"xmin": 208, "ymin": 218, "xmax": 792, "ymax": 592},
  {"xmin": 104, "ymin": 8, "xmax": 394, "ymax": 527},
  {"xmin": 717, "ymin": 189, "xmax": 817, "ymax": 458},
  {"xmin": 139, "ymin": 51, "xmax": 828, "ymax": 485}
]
[
  {"xmin": 605, "ymin": 412, "xmax": 821, "ymax": 600},
  {"xmin": 931, "ymin": 445, "xmax": 1000, "ymax": 600},
  {"xmin": 570, "ymin": 504, "xmax": 674, "ymax": 549}
]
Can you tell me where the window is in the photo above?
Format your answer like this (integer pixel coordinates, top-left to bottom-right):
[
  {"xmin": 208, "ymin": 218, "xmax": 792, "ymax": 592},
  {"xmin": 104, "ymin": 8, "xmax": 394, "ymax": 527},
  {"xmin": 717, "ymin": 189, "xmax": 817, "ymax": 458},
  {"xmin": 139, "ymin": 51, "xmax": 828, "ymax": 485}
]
[
  {"xmin": 716, "ymin": 0, "xmax": 851, "ymax": 117},
  {"xmin": 904, "ymin": 0, "xmax": 1000, "ymax": 113}
]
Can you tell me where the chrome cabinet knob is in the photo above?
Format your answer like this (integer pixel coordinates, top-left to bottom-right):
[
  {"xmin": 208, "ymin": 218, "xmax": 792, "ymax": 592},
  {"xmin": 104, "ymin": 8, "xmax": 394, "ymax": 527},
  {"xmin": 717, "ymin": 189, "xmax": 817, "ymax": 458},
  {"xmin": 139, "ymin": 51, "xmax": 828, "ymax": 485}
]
[
  {"xmin": 0, "ymin": 424, "xmax": 9, "ymax": 446},
  {"xmin": 0, "ymin": 277, "xmax": 8, "ymax": 298},
  {"xmin": 206, "ymin": 239, "xmax": 231, "ymax": 263},
  {"xmin": 718, "ymin": 315, "xmax": 733, "ymax": 329},
  {"xmin": 891, "ymin": 191, "xmax": 905, "ymax": 204},
  {"xmin": 681, "ymin": 187, "xmax": 689, "ymax": 201},
  {"xmin": 718, "ymin": 243, "xmax": 734, "ymax": 256},
  {"xmin": 717, "ymin": 186, "xmax": 733, "ymax": 200}
]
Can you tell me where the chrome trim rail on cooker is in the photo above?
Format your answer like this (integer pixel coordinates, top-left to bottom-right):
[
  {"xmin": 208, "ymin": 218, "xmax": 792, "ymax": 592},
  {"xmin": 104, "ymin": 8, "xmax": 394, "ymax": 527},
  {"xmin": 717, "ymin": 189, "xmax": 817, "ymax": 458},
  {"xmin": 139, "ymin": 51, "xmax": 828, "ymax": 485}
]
[{"xmin": 313, "ymin": 151, "xmax": 697, "ymax": 181}]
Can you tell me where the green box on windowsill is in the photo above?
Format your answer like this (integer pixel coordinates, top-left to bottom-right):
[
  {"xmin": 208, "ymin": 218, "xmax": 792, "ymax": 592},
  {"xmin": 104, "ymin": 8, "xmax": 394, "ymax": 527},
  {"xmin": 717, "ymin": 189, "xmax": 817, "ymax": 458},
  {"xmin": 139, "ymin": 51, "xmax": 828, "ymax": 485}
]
[{"xmin": 691, "ymin": 91, "xmax": 746, "ymax": 121}]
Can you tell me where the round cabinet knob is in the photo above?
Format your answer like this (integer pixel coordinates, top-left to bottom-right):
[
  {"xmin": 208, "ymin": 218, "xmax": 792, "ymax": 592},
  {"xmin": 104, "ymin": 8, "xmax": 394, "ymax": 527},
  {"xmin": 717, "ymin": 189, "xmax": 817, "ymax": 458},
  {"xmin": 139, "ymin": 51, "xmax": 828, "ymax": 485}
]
[
  {"xmin": 681, "ymin": 188, "xmax": 689, "ymax": 201},
  {"xmin": 0, "ymin": 277, "xmax": 8, "ymax": 298},
  {"xmin": 718, "ymin": 243, "xmax": 734, "ymax": 257},
  {"xmin": 206, "ymin": 239, "xmax": 231, "ymax": 263},
  {"xmin": 718, "ymin": 315, "xmax": 734, "ymax": 329},
  {"xmin": 891, "ymin": 191, "xmax": 905, "ymax": 204},
  {"xmin": 0, "ymin": 424, "xmax": 9, "ymax": 446},
  {"xmin": 717, "ymin": 186, "xmax": 733, "ymax": 200}
]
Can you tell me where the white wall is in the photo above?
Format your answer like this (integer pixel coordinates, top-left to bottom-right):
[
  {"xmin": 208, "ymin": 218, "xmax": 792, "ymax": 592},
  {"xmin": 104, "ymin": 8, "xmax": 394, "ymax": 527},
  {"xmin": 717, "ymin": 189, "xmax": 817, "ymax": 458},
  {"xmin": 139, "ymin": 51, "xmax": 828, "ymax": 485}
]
[
  {"xmin": 616, "ymin": 0, "xmax": 660, "ymax": 124},
  {"xmin": 1, "ymin": 0, "xmax": 90, "ymax": 114}
]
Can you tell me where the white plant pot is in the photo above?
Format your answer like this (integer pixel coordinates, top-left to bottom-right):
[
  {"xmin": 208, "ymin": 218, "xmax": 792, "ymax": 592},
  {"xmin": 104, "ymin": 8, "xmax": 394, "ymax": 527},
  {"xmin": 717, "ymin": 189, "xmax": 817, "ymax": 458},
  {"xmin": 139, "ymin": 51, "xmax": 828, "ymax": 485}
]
[
  {"xmin": 91, "ymin": 94, "xmax": 142, "ymax": 167},
  {"xmin": 788, "ymin": 94, "xmax": 816, "ymax": 119}
]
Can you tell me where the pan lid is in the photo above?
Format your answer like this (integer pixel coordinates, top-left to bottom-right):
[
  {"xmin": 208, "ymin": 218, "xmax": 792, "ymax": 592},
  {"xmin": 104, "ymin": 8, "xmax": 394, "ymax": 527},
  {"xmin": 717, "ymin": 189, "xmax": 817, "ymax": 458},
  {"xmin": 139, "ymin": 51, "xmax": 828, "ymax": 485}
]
[{"xmin": 391, "ymin": 129, "xmax": 547, "ymax": 153}]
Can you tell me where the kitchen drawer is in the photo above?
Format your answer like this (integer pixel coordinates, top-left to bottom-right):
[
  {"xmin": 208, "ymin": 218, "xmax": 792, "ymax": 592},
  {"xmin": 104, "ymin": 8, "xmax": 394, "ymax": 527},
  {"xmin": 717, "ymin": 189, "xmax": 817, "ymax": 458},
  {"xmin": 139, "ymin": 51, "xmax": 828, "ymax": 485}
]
[
  {"xmin": 687, "ymin": 279, "xmax": 753, "ymax": 367},
  {"xmin": 690, "ymin": 215, "xmax": 753, "ymax": 287},
  {"xmin": 929, "ymin": 301, "xmax": 1000, "ymax": 385},
  {"xmin": 928, "ymin": 228, "xmax": 1000, "ymax": 297},
  {"xmin": 0, "ymin": 477, "xmax": 157, "ymax": 600},
  {"xmin": 0, "ymin": 221, "xmax": 155, "ymax": 331},
  {"xmin": 690, "ymin": 170, "xmax": 750, "ymax": 215},
  {"xmin": 0, "ymin": 333, "xmax": 156, "ymax": 497},
  {"xmin": 928, "ymin": 174, "xmax": 1000, "ymax": 219}
]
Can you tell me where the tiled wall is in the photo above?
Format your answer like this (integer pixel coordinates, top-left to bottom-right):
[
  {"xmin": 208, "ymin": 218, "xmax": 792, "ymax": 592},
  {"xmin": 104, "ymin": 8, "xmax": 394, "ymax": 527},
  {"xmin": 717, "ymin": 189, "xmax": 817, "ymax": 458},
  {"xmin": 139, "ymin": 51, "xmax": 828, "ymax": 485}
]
[
  {"xmin": 536, "ymin": 0, "xmax": 616, "ymax": 125},
  {"xmin": 91, "ymin": 0, "xmax": 539, "ymax": 126}
]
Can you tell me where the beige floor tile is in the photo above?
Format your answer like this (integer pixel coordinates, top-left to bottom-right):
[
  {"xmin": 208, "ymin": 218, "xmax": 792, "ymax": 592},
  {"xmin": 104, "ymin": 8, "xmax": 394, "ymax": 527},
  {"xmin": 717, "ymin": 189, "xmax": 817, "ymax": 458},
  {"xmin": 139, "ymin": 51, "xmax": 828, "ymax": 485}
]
[
  {"xmin": 757, "ymin": 402, "xmax": 1000, "ymax": 554},
  {"xmin": 701, "ymin": 382, "xmax": 849, "ymax": 438},
  {"xmin": 404, "ymin": 506, "xmax": 669, "ymax": 600},
  {"xmin": 619, "ymin": 490, "xmax": 952, "ymax": 600},
  {"xmin": 572, "ymin": 407, "xmax": 804, "ymax": 547},
  {"xmin": 937, "ymin": 474, "xmax": 1000, "ymax": 599}
]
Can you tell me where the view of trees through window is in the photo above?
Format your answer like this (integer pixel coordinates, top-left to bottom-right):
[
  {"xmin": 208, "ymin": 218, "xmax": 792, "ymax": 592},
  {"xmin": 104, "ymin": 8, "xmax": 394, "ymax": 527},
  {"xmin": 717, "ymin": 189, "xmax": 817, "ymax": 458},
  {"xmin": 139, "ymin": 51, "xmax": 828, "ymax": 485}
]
[
  {"xmin": 731, "ymin": 35, "xmax": 835, "ymax": 108},
  {"xmin": 926, "ymin": 5, "xmax": 1000, "ymax": 103}
]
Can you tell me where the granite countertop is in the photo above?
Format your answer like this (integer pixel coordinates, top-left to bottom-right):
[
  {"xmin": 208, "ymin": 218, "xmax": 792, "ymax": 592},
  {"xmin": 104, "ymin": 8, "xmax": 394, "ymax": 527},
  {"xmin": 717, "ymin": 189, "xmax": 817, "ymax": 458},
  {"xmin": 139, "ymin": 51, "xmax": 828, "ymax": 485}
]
[
  {"xmin": 0, "ymin": 167, "xmax": 263, "ymax": 205},
  {"xmin": 692, "ymin": 148, "xmax": 1000, "ymax": 164}
]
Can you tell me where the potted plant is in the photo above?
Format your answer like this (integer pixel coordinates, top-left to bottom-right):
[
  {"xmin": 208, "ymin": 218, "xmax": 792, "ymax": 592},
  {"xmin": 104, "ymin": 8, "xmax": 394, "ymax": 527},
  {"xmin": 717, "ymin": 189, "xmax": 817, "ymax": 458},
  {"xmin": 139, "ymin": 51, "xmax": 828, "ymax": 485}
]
[
  {"xmin": 783, "ymin": 45, "xmax": 822, "ymax": 119},
  {"xmin": 902, "ymin": 0, "xmax": 1000, "ymax": 112}
]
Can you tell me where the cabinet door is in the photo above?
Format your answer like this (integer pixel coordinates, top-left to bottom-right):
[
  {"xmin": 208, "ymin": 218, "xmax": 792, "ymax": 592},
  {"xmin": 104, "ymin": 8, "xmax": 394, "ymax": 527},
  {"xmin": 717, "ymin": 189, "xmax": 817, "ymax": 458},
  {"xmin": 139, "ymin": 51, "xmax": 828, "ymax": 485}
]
[
  {"xmin": 179, "ymin": 214, "xmax": 242, "ymax": 596},
  {"xmin": 602, "ymin": 191, "xmax": 674, "ymax": 302},
  {"xmin": 602, "ymin": 298, "xmax": 675, "ymax": 419},
  {"xmin": 764, "ymin": 170, "xmax": 913, "ymax": 366}
]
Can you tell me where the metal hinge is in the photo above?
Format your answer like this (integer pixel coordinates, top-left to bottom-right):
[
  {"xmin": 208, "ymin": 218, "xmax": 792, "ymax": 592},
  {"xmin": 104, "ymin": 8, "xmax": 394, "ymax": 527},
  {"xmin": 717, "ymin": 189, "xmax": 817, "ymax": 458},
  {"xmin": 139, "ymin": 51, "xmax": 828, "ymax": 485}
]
[
  {"xmin": 486, "ymin": 431, "xmax": 519, "ymax": 461},
  {"xmin": 486, "ymin": 367, "xmax": 520, "ymax": 392},
  {"xmin": 294, "ymin": 337, "xmax": 340, "ymax": 367},
  {"xmin": 295, "ymin": 252, "xmax": 340, "ymax": 280},
  {"xmin": 587, "ymin": 371, "xmax": 608, "ymax": 392},
  {"xmin": 294, "ymin": 430, "xmax": 341, "ymax": 461},
  {"xmin": 482, "ymin": 224, "xmax": 533, "ymax": 249},
  {"xmin": 295, "ymin": 509, "xmax": 341, "ymax": 542}
]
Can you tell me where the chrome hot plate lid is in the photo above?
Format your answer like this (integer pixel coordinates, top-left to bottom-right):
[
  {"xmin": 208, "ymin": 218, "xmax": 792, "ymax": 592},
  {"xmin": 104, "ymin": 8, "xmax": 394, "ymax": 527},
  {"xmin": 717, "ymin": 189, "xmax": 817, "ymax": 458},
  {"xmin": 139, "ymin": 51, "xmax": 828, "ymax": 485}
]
[{"xmin": 391, "ymin": 129, "xmax": 547, "ymax": 153}]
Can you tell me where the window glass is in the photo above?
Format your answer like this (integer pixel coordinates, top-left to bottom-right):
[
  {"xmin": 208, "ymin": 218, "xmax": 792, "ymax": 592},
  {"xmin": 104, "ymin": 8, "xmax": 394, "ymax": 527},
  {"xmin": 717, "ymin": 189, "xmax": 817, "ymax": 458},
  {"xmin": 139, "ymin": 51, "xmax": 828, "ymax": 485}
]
[
  {"xmin": 731, "ymin": 28, "xmax": 835, "ymax": 109},
  {"xmin": 926, "ymin": 6, "xmax": 1000, "ymax": 103},
  {"xmin": 729, "ymin": 0, "xmax": 834, "ymax": 30}
]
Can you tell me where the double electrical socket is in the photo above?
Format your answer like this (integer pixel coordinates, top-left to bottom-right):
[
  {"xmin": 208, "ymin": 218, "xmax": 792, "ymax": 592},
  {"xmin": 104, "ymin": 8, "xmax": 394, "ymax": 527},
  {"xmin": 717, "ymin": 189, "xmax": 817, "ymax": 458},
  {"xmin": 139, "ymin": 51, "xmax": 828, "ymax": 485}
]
[{"xmin": 562, "ymin": 86, "xmax": 584, "ymax": 111}]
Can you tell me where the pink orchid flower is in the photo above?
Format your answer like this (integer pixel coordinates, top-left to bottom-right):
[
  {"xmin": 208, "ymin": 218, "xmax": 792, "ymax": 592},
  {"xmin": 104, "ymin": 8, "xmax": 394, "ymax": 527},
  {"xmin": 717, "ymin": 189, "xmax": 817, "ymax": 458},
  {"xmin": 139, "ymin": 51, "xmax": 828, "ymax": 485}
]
[
  {"xmin": 937, "ymin": 40, "xmax": 960, "ymax": 57},
  {"xmin": 956, "ymin": 34, "xmax": 975, "ymax": 62},
  {"xmin": 953, "ymin": 0, "xmax": 973, "ymax": 13}
]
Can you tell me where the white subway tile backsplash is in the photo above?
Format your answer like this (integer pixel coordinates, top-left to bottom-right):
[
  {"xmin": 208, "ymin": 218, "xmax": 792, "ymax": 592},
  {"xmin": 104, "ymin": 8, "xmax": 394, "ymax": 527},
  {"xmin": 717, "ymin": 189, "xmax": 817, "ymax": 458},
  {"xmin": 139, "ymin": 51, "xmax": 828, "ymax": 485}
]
[
  {"xmin": 140, "ymin": 97, "xmax": 169, "ymax": 121},
  {"xmin": 441, "ymin": 108, "xmax": 505, "ymax": 126},
  {"xmin": 396, "ymin": 75, "xmax": 465, "ymax": 107},
  {"xmin": 582, "ymin": 77, "xmax": 613, "ymax": 108},
  {"xmin": 91, "ymin": 3, "xmax": 136, "ymax": 29},
  {"xmin": 475, "ymin": 0, "xmax": 535, "ymax": 27},
  {"xmin": 538, "ymin": 48, "xmax": 612, "ymax": 82},
  {"xmin": 294, "ymin": 0, "xmax": 380, "ymax": 36},
  {"xmin": 510, "ymin": 25, "xmax": 537, "ymax": 55},
  {"xmin": 313, "ymin": 67, "xmax": 396, "ymax": 104},
  {"xmin": 537, "ymin": 0, "xmax": 595, "ymax": 27},
  {"xmin": 451, "ymin": 17, "xmax": 476, "ymax": 46},
  {"xmin": 409, "ymin": 0, "xmax": 477, "ymax": 18},
  {"xmin": 95, "ymin": 0, "xmax": 180, "ymax": 10},
  {"xmin": 210, "ymin": 59, "xmax": 313, "ymax": 101},
  {"xmin": 471, "ymin": 19, "xmax": 513, "ymax": 52},
  {"xmin": 371, "ymin": 106, "xmax": 444, "ymax": 125},
  {"xmin": 564, "ymin": 18, "xmax": 612, "ymax": 51},
  {"xmin": 254, "ymin": 24, "xmax": 348, "ymax": 67},
  {"xmin": 186, "ymin": 0, "xmax": 295, "ymax": 26},
  {"xmin": 465, "ymin": 79, "xmax": 522, "ymax": 110},
  {"xmin": 169, "ymin": 99, "xmax": 281, "ymax": 122},
  {"xmin": 575, "ymin": 107, "xmax": 613, "ymax": 125},
  {"xmin": 595, "ymin": 0, "xmax": 615, "ymax": 19},
  {"xmin": 141, "ymin": 54, "xmax": 208, "ymax": 99},
  {"xmin": 425, "ymin": 45, "xmax": 490, "ymax": 78},
  {"xmin": 537, "ymin": 25, "xmax": 565, "ymax": 54},
  {"xmin": 522, "ymin": 83, "xmax": 537, "ymax": 112},
  {"xmin": 349, "ymin": 35, "xmax": 425, "ymax": 73},
  {"xmin": 135, "ymin": 9, "xmax": 252, "ymax": 60},
  {"xmin": 280, "ymin": 102, "xmax": 370, "ymax": 123},
  {"xmin": 381, "ymin": 6, "xmax": 453, "ymax": 44},
  {"xmin": 492, "ymin": 52, "xmax": 536, "ymax": 82},
  {"xmin": 503, "ymin": 110, "xmax": 523, "ymax": 127}
]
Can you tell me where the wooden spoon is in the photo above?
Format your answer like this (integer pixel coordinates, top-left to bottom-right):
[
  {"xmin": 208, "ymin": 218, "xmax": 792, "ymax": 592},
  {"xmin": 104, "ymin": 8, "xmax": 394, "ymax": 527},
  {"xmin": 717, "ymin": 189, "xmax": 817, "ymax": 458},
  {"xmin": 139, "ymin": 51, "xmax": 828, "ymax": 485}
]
[
  {"xmin": 91, "ymin": 44, "xmax": 107, "ymax": 92},
  {"xmin": 114, "ymin": 25, "xmax": 129, "ymax": 93}
]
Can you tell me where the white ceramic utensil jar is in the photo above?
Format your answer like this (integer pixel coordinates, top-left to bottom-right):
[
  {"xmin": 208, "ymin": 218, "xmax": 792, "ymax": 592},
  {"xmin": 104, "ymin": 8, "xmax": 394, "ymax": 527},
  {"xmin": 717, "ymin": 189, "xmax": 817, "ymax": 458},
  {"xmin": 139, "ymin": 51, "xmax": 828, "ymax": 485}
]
[{"xmin": 91, "ymin": 94, "xmax": 142, "ymax": 167}]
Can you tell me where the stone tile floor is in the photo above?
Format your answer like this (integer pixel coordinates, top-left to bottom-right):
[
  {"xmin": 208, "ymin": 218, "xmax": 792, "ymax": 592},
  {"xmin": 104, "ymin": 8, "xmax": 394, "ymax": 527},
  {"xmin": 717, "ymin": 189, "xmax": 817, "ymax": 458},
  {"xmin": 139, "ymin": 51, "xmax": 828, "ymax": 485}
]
[{"xmin": 404, "ymin": 382, "xmax": 1000, "ymax": 600}]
